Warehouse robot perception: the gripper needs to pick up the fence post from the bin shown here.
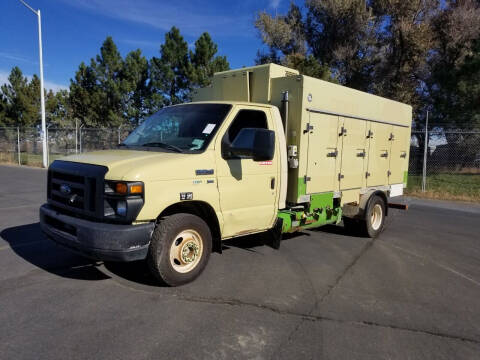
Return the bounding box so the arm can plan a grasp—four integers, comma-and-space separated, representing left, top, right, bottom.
46, 126, 49, 165
75, 119, 78, 154
118, 125, 122, 145
17, 127, 20, 166
422, 111, 429, 192
79, 125, 84, 153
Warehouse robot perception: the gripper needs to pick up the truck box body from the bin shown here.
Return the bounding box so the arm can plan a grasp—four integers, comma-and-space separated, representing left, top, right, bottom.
193, 64, 412, 207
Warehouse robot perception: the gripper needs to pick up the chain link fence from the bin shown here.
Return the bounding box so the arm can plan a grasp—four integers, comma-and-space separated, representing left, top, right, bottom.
1, 126, 479, 201
0, 126, 132, 167
409, 129, 480, 201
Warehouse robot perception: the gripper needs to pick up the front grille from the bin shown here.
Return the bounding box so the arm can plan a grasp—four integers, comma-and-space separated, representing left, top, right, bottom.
47, 161, 108, 219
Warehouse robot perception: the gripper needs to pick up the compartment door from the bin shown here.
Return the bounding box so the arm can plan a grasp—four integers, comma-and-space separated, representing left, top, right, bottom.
339, 117, 368, 190
366, 123, 392, 187
388, 126, 410, 184
306, 113, 340, 194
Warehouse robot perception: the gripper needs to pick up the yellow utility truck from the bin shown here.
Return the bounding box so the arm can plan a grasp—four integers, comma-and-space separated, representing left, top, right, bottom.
40, 64, 411, 286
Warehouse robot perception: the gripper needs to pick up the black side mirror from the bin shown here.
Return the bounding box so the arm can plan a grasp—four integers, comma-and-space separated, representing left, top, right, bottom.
229, 128, 275, 161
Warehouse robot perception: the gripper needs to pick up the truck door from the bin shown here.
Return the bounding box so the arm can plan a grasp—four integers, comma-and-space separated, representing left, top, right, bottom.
388, 126, 410, 185
305, 112, 341, 194
366, 123, 392, 187
339, 117, 368, 191
215, 107, 279, 238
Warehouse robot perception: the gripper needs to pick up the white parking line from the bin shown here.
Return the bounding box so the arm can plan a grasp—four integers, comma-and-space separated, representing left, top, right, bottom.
389, 243, 480, 287
0, 204, 41, 211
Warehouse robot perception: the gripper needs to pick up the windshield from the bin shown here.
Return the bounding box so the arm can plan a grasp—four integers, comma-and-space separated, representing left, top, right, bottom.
122, 103, 232, 152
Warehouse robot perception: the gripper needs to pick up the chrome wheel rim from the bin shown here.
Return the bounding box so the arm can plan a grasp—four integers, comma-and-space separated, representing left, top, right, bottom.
169, 229, 203, 273
371, 204, 383, 231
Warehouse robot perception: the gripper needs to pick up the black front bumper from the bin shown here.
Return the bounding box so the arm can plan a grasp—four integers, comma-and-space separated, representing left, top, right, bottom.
40, 204, 154, 262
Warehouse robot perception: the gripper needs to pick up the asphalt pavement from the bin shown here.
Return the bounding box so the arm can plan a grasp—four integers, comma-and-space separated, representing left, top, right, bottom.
0, 164, 479, 359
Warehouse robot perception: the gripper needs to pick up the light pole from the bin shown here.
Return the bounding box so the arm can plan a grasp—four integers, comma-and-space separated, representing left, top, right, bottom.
19, 0, 47, 168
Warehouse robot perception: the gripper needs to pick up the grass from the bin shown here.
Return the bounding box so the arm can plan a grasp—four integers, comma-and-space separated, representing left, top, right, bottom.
406, 173, 480, 203
0, 152, 64, 167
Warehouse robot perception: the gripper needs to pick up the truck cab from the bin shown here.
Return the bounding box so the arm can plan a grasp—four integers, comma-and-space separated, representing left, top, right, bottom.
40, 101, 287, 285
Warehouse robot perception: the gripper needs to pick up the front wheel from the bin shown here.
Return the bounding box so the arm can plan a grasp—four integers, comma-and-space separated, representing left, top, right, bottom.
147, 213, 212, 286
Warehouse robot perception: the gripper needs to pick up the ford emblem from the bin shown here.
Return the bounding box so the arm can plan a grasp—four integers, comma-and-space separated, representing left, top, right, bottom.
60, 184, 72, 195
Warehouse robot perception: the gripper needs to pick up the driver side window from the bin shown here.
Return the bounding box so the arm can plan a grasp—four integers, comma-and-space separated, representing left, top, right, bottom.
222, 109, 268, 159
227, 110, 268, 141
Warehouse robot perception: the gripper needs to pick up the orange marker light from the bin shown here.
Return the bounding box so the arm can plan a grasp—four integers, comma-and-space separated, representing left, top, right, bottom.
115, 182, 128, 194
130, 184, 143, 194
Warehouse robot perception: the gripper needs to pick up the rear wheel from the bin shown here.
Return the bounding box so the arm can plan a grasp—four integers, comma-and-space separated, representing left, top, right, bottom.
360, 195, 386, 238
147, 213, 212, 286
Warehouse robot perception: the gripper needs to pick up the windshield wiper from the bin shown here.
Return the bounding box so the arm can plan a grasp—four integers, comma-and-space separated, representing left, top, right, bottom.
141, 142, 184, 153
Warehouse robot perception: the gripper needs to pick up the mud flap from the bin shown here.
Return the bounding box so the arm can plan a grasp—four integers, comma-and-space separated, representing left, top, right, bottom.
264, 218, 283, 250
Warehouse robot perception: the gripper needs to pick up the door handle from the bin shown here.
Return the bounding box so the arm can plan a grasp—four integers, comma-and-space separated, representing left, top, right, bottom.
271, 177, 275, 189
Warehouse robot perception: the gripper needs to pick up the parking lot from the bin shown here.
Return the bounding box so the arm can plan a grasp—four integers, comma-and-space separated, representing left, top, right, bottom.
1, 164, 479, 359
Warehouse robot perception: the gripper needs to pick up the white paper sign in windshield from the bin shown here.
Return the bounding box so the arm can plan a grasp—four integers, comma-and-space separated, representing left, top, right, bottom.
202, 123, 216, 134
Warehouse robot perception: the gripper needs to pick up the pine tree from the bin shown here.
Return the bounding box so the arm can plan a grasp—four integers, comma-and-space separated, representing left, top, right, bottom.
191, 32, 229, 87
69, 61, 102, 127
93, 36, 125, 127
150, 27, 194, 105
70, 37, 126, 127
122, 49, 163, 127
1, 67, 40, 127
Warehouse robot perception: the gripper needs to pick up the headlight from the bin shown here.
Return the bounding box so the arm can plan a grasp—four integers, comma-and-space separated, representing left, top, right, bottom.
104, 181, 145, 221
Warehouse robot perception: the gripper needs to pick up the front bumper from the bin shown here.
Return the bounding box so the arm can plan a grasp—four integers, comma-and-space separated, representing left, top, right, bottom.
40, 204, 154, 262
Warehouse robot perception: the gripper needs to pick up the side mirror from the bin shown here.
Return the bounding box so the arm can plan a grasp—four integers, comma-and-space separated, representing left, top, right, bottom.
229, 128, 275, 161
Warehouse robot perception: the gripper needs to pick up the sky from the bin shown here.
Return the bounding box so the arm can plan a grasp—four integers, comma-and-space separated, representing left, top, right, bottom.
0, 0, 288, 91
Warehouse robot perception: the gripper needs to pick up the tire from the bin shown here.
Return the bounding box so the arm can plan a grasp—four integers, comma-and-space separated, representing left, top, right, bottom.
147, 213, 212, 286
359, 195, 386, 238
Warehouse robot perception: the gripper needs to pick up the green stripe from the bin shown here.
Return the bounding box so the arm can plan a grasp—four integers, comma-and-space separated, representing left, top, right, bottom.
297, 177, 307, 198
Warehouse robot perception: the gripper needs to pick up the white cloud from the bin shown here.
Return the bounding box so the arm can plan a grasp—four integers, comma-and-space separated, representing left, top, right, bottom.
0, 70, 68, 92
0, 52, 38, 65
58, 0, 253, 37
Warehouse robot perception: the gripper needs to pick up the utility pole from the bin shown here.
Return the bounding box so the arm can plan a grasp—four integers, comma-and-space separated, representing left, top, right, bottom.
19, 0, 47, 168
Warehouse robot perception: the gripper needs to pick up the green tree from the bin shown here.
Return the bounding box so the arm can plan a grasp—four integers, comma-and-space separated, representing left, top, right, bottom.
150, 27, 194, 105
69, 61, 103, 127
93, 36, 125, 127
69, 37, 125, 127
122, 49, 162, 126
370, 0, 440, 109
191, 32, 230, 87
1, 67, 39, 127
46, 90, 72, 127
428, 0, 480, 130
0, 92, 6, 127
255, 2, 331, 80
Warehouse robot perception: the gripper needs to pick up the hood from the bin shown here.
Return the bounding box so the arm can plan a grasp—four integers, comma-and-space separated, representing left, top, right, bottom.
59, 149, 214, 181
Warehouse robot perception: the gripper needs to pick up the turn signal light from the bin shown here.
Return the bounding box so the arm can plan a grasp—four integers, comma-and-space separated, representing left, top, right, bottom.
115, 182, 128, 194
130, 184, 143, 194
